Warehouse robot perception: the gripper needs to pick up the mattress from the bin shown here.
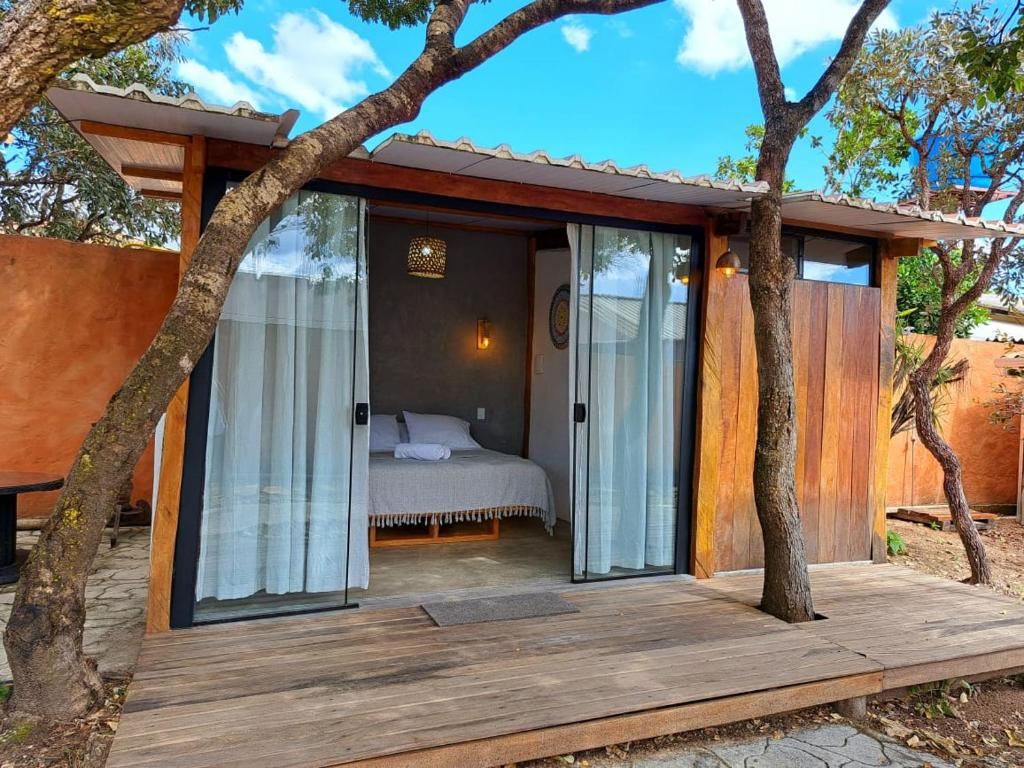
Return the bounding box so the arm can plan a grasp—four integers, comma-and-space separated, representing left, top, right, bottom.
368, 449, 556, 532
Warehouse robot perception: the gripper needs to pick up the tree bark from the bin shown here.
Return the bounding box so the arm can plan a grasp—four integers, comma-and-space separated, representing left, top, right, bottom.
0, 0, 187, 137
3, 0, 662, 719
736, 0, 891, 623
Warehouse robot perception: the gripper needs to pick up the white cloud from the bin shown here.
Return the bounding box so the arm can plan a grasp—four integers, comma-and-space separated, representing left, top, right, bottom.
224, 11, 390, 119
561, 21, 594, 53
784, 86, 797, 100
176, 60, 264, 110
673, 0, 898, 75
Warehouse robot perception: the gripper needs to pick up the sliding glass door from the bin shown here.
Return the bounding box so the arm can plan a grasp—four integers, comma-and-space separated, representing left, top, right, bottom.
193, 189, 369, 622
570, 223, 696, 581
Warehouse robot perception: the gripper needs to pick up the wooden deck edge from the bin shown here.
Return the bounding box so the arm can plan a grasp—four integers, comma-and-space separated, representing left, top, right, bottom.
882, 647, 1024, 691
335, 671, 884, 768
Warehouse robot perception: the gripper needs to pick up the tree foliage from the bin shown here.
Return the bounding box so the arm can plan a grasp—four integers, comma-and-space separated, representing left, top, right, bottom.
0, 37, 190, 245
897, 250, 990, 337
957, 0, 1024, 103
714, 124, 815, 191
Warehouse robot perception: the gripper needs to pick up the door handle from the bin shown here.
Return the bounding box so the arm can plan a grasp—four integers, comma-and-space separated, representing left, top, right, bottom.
355, 403, 369, 426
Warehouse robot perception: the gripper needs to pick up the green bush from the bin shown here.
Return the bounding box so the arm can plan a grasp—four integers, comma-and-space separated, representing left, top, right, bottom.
887, 529, 908, 556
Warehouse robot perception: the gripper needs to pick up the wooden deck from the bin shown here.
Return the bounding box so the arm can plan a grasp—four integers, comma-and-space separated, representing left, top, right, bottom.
107, 565, 1024, 768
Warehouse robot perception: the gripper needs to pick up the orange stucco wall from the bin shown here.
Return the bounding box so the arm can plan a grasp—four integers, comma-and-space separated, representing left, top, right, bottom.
887, 333, 1020, 508
0, 235, 178, 517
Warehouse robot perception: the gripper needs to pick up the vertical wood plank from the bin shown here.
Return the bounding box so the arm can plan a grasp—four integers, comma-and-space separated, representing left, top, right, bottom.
712, 275, 745, 572
146, 134, 205, 634
733, 298, 759, 568
691, 229, 728, 577
817, 284, 845, 564
791, 282, 811, 558
872, 244, 900, 562
801, 284, 827, 563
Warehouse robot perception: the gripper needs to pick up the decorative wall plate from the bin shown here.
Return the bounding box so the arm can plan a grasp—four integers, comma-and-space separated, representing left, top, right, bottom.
549, 283, 570, 350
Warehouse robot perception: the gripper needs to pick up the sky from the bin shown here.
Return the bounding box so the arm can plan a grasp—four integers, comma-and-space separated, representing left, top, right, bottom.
176, 0, 950, 196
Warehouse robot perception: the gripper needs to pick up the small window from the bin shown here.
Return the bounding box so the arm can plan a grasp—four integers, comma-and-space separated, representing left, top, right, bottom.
726, 235, 800, 275
801, 235, 873, 286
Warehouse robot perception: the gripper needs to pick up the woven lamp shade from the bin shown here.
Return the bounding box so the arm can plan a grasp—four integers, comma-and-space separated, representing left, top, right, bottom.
408, 236, 447, 278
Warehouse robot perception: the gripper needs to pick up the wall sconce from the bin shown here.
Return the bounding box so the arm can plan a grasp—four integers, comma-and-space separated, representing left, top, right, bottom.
715, 248, 741, 278
477, 318, 491, 350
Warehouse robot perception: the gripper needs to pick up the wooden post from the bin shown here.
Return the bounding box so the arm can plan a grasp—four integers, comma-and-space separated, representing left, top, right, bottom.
870, 240, 902, 563
690, 224, 728, 578
146, 134, 205, 633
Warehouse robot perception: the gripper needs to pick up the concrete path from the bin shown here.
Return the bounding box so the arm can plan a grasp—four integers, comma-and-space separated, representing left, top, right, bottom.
0, 528, 150, 681
554, 725, 957, 767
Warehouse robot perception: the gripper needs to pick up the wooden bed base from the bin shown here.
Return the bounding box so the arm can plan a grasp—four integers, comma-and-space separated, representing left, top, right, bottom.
369, 517, 500, 548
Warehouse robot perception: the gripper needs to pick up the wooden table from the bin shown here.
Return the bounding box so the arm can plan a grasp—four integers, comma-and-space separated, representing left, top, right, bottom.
0, 472, 63, 584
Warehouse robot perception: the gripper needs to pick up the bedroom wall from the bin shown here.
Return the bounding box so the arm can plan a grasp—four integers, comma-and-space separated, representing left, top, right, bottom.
367, 218, 529, 455
528, 248, 572, 521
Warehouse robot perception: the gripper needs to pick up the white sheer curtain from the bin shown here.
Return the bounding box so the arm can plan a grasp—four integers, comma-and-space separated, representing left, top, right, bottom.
570, 224, 685, 576
196, 190, 369, 603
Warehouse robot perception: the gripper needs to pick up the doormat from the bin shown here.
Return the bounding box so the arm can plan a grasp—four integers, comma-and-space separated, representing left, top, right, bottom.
422, 592, 579, 627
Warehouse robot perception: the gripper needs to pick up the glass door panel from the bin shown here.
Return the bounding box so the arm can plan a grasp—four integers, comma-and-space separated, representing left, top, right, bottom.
194, 189, 369, 621
571, 224, 693, 580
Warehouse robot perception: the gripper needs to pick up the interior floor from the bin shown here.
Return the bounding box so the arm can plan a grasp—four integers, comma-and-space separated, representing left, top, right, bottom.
194, 516, 570, 623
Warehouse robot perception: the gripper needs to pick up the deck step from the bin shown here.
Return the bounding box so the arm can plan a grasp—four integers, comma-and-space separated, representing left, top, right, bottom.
888, 505, 999, 532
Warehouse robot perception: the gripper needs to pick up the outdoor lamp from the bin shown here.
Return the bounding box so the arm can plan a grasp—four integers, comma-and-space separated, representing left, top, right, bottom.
715, 248, 741, 278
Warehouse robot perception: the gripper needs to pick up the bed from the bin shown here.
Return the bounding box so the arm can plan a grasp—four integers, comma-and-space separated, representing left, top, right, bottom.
368, 449, 556, 547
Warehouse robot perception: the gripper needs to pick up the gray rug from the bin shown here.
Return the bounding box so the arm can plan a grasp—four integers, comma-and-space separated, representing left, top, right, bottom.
422, 592, 579, 627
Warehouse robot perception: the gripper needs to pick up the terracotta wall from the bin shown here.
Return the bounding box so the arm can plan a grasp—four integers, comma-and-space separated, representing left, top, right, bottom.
0, 235, 178, 517
887, 334, 1020, 509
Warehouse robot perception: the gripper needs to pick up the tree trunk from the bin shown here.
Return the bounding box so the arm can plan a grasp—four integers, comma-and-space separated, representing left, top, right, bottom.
748, 150, 815, 622
0, 0, 187, 137
908, 373, 991, 583
907, 294, 992, 584
3, 0, 662, 718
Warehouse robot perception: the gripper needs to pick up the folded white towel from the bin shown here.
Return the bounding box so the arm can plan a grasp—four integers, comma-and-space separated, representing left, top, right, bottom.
394, 443, 451, 461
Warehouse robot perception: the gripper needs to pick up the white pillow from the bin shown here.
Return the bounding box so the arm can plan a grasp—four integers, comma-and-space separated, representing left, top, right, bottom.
369, 414, 403, 453
402, 412, 482, 450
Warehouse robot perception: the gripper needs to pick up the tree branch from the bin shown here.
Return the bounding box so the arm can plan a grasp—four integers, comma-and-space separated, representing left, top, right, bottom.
793, 0, 891, 123
0, 0, 187, 136
735, 0, 785, 117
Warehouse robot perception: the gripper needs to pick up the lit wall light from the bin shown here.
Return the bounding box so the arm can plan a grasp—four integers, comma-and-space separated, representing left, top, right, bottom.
715, 248, 741, 278
477, 318, 491, 350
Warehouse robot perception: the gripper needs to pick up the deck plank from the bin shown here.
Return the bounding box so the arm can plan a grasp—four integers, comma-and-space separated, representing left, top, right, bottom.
107, 565, 1024, 768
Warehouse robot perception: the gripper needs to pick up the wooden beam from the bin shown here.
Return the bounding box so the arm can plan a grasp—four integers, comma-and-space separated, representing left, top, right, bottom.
368, 213, 529, 239
78, 120, 190, 146
122, 164, 184, 183
522, 237, 536, 458
207, 139, 706, 228
691, 226, 727, 578
146, 133, 204, 634
887, 237, 923, 259
139, 189, 182, 201
368, 198, 552, 226
871, 243, 898, 564
339, 672, 883, 768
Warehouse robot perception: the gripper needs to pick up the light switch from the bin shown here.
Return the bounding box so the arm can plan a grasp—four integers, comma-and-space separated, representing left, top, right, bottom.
477, 407, 486, 420
534, 354, 545, 375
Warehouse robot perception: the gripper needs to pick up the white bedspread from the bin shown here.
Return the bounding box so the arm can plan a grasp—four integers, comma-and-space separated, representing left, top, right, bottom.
369, 449, 556, 532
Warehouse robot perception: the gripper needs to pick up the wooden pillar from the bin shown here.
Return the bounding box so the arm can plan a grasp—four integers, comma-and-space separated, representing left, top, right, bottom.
146, 134, 205, 633
870, 239, 903, 563
691, 224, 728, 578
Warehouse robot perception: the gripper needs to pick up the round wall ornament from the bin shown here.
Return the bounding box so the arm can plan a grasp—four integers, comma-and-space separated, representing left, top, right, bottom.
549, 283, 571, 350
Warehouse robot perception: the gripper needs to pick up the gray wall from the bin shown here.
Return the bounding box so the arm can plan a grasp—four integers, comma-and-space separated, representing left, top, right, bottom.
367, 218, 529, 454
527, 249, 572, 520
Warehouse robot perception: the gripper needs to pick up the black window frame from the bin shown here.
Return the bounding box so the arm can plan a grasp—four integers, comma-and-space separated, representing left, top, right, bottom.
728, 225, 879, 287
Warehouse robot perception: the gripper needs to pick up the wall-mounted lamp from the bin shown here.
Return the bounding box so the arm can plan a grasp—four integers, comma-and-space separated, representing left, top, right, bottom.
715, 248, 742, 278
477, 318, 491, 350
